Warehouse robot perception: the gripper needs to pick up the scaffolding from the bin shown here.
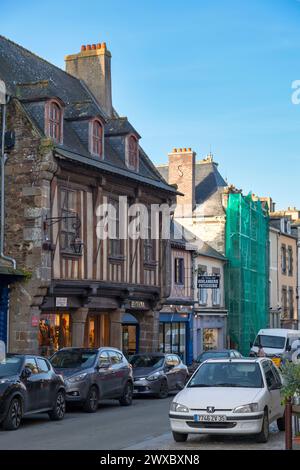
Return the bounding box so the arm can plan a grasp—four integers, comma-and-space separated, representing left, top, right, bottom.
225, 193, 269, 356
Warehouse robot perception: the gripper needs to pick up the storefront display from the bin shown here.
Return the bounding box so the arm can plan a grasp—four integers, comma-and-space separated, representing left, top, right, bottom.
159, 311, 193, 365
39, 313, 71, 356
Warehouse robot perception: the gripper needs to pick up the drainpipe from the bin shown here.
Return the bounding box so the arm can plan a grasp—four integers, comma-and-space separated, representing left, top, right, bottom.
1, 93, 16, 269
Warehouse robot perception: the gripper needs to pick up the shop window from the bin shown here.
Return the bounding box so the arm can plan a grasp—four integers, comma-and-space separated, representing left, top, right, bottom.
203, 328, 218, 351
159, 322, 186, 362
39, 313, 71, 356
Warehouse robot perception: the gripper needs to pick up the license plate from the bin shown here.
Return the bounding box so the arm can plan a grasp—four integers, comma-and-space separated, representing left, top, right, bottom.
194, 414, 226, 423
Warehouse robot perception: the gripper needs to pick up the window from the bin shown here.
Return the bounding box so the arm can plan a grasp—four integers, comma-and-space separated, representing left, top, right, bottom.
288, 247, 293, 276
126, 135, 139, 170
98, 351, 111, 367
289, 288, 294, 319
108, 197, 122, 257
174, 258, 184, 285
90, 119, 103, 158
45, 100, 63, 143
24, 358, 39, 375
37, 358, 50, 373
60, 189, 78, 254
281, 245, 287, 275
198, 267, 208, 305
262, 363, 276, 389
144, 210, 155, 263
282, 287, 288, 318
212, 268, 221, 305
108, 350, 123, 365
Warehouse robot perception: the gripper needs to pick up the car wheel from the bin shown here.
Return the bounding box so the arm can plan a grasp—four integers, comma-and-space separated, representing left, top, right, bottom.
83, 386, 99, 413
157, 379, 169, 399
2, 397, 22, 431
48, 390, 66, 421
119, 382, 133, 406
277, 414, 285, 431
172, 431, 188, 443
256, 410, 269, 443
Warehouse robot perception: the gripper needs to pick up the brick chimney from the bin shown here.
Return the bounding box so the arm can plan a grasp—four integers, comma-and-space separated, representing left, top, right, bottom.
65, 42, 113, 117
168, 148, 196, 213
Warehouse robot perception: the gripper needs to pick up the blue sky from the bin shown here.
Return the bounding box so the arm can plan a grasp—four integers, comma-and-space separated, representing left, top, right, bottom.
1, 0, 300, 209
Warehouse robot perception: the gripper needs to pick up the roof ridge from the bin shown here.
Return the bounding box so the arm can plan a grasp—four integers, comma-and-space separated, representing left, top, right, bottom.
0, 35, 81, 85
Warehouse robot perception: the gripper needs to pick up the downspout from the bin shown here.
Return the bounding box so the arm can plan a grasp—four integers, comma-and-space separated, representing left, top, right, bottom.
1, 96, 16, 269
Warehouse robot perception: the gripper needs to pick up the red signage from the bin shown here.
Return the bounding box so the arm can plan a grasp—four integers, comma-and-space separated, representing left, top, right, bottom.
31, 316, 39, 327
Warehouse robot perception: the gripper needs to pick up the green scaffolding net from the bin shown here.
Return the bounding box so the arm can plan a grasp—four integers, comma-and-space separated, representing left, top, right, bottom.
225, 193, 269, 356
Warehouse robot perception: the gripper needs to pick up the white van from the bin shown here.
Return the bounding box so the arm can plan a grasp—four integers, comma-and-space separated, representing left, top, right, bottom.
250, 328, 300, 357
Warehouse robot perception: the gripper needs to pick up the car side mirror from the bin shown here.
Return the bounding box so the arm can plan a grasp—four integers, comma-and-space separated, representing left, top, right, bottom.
21, 368, 32, 379
287, 345, 292, 352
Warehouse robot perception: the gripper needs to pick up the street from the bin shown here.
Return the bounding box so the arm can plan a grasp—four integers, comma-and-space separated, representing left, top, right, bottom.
0, 395, 285, 450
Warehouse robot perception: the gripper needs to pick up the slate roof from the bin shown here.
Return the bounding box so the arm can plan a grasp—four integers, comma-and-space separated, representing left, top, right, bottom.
0, 35, 177, 195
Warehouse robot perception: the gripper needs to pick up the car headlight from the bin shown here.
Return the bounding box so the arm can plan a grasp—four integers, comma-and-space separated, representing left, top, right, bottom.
170, 402, 190, 413
232, 403, 259, 413
0, 378, 11, 384
66, 373, 88, 383
147, 371, 163, 381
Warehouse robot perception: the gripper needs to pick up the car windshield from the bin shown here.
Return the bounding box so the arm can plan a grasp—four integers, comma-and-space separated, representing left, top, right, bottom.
254, 335, 285, 349
50, 351, 97, 369
130, 355, 164, 369
0, 356, 23, 378
188, 362, 263, 388
197, 351, 229, 362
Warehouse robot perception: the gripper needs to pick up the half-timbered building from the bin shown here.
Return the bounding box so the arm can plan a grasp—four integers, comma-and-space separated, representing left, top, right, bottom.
0, 37, 176, 355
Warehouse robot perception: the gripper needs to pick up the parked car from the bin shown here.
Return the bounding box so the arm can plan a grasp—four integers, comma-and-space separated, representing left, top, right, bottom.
169, 358, 285, 443
0, 354, 66, 430
50, 347, 133, 412
130, 353, 188, 398
188, 349, 243, 376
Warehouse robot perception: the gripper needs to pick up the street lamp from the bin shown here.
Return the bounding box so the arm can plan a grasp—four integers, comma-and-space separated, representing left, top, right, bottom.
43, 213, 84, 255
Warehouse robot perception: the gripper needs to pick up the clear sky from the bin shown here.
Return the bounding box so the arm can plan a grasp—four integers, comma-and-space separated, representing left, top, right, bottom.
1, 0, 300, 209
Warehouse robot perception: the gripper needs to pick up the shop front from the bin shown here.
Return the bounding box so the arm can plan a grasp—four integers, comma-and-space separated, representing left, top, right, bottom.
159, 308, 193, 365
193, 311, 228, 358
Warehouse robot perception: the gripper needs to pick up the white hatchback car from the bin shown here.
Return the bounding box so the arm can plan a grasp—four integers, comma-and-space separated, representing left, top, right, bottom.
169, 358, 285, 443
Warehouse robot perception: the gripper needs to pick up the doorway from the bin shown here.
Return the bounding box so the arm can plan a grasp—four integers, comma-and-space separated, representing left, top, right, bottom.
85, 313, 110, 348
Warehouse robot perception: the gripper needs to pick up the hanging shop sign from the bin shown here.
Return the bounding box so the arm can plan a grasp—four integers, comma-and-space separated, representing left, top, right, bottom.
197, 275, 220, 289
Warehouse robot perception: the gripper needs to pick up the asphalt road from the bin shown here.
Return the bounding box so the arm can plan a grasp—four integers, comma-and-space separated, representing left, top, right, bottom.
0, 395, 285, 450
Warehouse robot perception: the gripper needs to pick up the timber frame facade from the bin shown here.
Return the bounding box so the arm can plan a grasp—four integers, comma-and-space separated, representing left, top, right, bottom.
0, 36, 176, 355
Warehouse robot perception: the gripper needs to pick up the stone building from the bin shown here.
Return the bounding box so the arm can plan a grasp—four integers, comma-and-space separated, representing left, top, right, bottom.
0, 36, 177, 354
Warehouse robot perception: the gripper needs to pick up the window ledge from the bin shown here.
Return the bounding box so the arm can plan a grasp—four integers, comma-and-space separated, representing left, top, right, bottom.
144, 261, 158, 269
108, 255, 125, 263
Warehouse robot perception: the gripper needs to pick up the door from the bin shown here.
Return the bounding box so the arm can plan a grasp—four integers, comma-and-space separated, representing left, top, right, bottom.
269, 362, 284, 419
171, 354, 186, 390
165, 355, 179, 390
262, 361, 281, 422
36, 357, 53, 409
108, 350, 127, 396
95, 350, 112, 398
22, 357, 43, 412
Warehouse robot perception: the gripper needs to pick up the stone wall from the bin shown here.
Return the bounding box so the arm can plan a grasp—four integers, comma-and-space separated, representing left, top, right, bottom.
5, 100, 56, 353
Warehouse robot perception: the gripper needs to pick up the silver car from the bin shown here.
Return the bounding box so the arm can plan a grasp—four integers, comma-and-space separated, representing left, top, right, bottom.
50, 347, 133, 412
130, 353, 188, 398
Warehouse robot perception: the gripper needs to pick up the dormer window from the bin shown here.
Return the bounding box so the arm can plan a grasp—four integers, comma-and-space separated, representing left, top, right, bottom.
89, 119, 104, 158
126, 134, 139, 171
45, 99, 63, 144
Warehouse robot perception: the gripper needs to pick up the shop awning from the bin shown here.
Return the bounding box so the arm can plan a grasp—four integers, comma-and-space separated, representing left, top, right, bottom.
122, 313, 139, 324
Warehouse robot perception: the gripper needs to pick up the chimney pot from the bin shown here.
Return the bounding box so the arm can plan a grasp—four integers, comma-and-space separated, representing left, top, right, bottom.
86, 44, 92, 50
102, 42, 107, 49
81, 45, 86, 51
183, 148, 187, 152
179, 148, 182, 152
92, 44, 96, 50
173, 148, 177, 153
97, 43, 101, 49
188, 148, 192, 151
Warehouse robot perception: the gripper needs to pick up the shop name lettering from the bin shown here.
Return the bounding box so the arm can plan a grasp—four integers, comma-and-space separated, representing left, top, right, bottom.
130, 301, 146, 309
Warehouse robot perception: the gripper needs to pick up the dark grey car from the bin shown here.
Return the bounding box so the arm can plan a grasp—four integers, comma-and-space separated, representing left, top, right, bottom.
50, 347, 133, 412
130, 353, 188, 398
